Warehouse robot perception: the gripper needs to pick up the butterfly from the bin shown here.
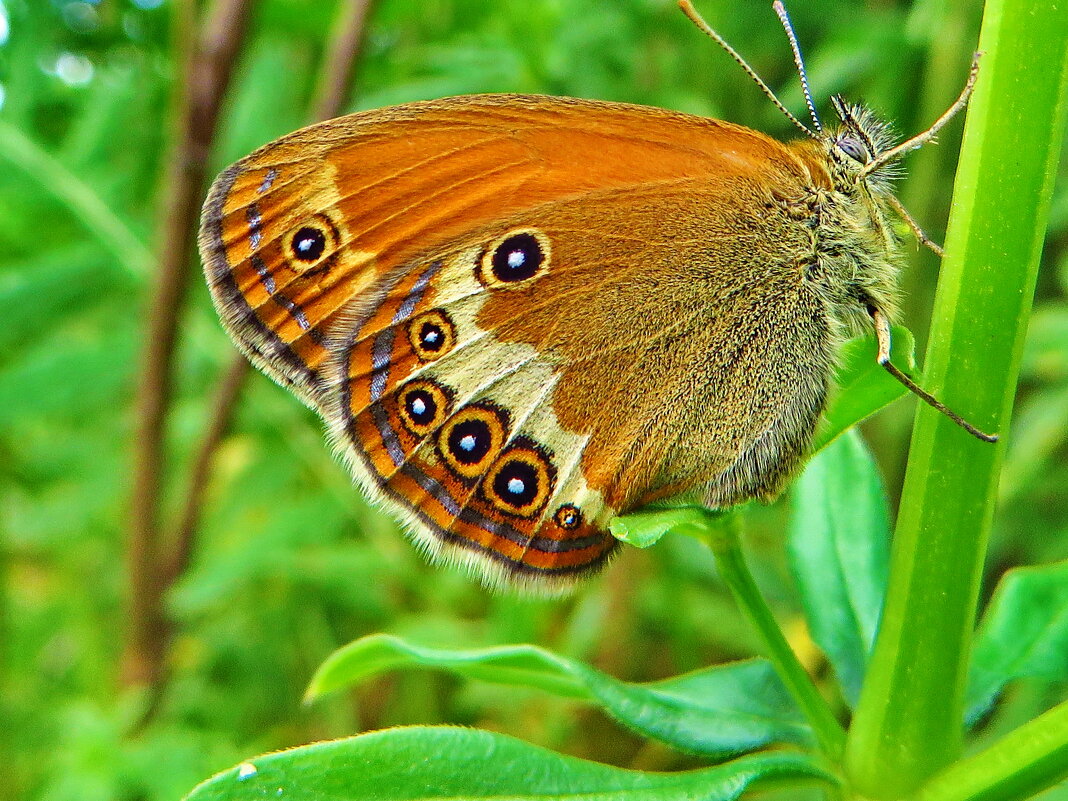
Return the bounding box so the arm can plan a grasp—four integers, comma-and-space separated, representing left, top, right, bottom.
199, 1, 991, 593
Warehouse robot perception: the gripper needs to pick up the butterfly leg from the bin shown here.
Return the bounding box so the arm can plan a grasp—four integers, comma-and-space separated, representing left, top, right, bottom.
888, 196, 944, 257
869, 306, 998, 442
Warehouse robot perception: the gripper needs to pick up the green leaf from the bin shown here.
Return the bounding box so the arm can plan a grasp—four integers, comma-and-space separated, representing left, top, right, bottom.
0, 120, 152, 277
0, 327, 136, 425
1019, 305, 1068, 381
788, 430, 890, 706
812, 327, 914, 453
183, 726, 835, 801
997, 384, 1068, 504
609, 505, 718, 548
306, 634, 813, 757
965, 561, 1068, 724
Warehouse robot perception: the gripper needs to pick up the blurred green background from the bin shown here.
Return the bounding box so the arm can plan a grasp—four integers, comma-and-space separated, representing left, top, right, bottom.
1, 0, 1065, 799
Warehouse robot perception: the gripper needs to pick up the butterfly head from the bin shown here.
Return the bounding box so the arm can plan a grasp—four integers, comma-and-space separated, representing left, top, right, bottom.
825, 95, 900, 193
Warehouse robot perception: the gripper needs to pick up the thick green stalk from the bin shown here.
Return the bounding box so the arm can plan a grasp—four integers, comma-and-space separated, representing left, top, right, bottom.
844, 0, 1068, 796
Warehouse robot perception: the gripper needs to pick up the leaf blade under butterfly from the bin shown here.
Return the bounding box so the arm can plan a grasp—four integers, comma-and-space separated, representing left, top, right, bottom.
305, 633, 814, 757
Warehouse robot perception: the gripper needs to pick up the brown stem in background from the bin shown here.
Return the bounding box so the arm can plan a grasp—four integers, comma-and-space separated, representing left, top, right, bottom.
124, 0, 254, 691
127, 0, 377, 726
162, 356, 250, 587
313, 0, 376, 122
162, 0, 377, 594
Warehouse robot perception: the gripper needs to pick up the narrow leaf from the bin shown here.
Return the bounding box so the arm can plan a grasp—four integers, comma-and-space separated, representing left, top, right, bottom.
307, 634, 813, 757
0, 120, 152, 276
914, 699, 1068, 801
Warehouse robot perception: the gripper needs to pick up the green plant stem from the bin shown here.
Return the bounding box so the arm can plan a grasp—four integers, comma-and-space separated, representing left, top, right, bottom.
691, 512, 846, 760
0, 120, 153, 276
844, 0, 1068, 795
911, 699, 1068, 801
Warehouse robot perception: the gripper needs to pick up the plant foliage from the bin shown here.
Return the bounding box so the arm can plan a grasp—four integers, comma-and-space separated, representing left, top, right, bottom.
1, 0, 1066, 800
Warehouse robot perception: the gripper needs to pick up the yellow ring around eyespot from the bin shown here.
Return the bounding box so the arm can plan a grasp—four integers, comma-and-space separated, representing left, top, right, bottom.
437, 406, 508, 480
476, 228, 552, 290
407, 310, 456, 362
283, 213, 341, 273
397, 380, 450, 437
484, 447, 552, 518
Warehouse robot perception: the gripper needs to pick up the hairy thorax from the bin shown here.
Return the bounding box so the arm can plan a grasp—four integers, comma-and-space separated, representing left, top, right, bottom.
788, 184, 904, 344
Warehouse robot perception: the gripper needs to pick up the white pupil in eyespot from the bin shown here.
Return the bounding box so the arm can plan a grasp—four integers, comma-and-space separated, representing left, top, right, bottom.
411, 397, 427, 415
424, 330, 439, 343
507, 250, 526, 268
507, 477, 525, 494
298, 238, 314, 251
460, 434, 477, 451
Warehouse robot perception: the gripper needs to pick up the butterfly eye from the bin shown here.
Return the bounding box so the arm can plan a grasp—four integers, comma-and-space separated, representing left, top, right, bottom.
407, 310, 456, 362
836, 136, 870, 164
478, 228, 552, 288
397, 380, 451, 436
554, 504, 583, 531
485, 444, 555, 518
284, 214, 340, 272
439, 404, 509, 479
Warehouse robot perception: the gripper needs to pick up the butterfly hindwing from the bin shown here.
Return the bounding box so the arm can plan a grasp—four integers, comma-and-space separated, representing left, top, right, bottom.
324, 236, 618, 590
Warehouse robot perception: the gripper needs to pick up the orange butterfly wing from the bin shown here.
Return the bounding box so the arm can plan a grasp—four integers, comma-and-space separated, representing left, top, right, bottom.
200, 94, 826, 590
201, 95, 811, 403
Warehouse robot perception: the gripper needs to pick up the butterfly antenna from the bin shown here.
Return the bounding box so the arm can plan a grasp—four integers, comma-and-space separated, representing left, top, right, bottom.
679, 0, 818, 139
773, 1, 822, 132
